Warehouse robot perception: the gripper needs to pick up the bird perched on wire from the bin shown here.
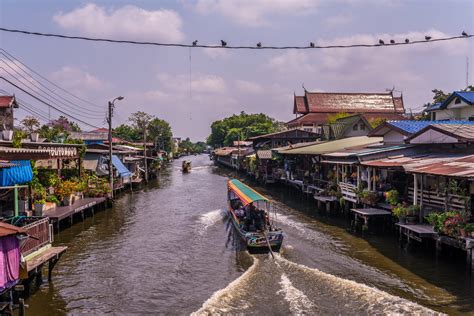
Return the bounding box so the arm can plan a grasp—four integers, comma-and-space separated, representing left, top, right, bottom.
379, 39, 385, 45
310, 42, 315, 47
425, 35, 431, 40
192, 40, 198, 46
390, 39, 395, 44
257, 42, 262, 48
462, 31, 468, 36
405, 38, 410, 43
221, 40, 227, 47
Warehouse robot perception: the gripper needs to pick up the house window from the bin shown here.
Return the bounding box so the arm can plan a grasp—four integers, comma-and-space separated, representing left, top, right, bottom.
303, 128, 313, 132
353, 124, 358, 131
432, 112, 436, 120
360, 124, 365, 130
455, 97, 461, 104
469, 116, 474, 121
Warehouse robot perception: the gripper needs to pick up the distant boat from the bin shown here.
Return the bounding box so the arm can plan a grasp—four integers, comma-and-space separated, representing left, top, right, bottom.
182, 160, 191, 173
227, 179, 284, 252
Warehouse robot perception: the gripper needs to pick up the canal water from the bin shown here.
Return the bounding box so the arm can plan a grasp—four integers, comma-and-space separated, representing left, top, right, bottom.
26, 155, 473, 315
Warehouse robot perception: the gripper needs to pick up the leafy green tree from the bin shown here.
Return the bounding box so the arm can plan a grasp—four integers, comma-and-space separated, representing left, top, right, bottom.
207, 111, 283, 147
38, 116, 81, 141
113, 124, 141, 142
327, 112, 351, 124
148, 118, 173, 152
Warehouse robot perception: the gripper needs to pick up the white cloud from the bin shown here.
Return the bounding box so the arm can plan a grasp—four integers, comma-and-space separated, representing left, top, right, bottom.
235, 79, 263, 94
323, 13, 353, 28
267, 50, 315, 73
50, 66, 108, 92
157, 73, 227, 94
54, 4, 185, 42
194, 0, 320, 27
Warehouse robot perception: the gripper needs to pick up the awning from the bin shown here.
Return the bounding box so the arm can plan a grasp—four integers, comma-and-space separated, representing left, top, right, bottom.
0, 160, 33, 186
112, 155, 132, 178
227, 179, 268, 206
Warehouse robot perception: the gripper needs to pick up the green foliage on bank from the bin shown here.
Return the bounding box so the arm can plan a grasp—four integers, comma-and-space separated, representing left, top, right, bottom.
207, 111, 284, 147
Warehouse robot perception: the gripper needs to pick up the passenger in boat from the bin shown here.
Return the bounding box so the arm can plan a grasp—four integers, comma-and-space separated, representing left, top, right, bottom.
255, 209, 267, 231
245, 203, 258, 231
235, 206, 245, 220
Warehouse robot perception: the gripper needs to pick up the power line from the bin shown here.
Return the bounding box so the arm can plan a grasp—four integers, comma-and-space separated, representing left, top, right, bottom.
0, 27, 472, 50
0, 76, 102, 129
0, 65, 104, 120
0, 53, 105, 116
0, 48, 104, 109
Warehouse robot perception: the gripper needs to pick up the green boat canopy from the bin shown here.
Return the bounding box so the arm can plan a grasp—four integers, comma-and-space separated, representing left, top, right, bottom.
228, 179, 269, 205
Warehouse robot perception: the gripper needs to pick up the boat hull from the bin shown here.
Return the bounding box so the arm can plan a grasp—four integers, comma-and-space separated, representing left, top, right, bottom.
228, 209, 284, 252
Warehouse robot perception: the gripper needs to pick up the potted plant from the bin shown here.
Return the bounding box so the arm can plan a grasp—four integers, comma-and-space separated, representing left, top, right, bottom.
464, 223, 474, 238
56, 180, 78, 206
34, 198, 46, 216
385, 189, 399, 206
393, 204, 408, 224
406, 204, 420, 224
21, 116, 41, 142
359, 190, 378, 206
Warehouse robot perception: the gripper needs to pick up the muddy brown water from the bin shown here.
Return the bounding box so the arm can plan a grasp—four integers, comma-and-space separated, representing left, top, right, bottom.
25, 155, 473, 315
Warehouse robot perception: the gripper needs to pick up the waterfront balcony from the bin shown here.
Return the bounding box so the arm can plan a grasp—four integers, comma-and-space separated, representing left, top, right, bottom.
407, 187, 469, 212
339, 182, 358, 203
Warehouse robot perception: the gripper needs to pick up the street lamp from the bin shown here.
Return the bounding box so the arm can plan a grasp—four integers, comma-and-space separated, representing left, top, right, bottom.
108, 96, 124, 199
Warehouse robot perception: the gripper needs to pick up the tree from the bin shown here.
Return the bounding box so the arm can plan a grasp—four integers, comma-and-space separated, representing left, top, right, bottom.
20, 116, 40, 134
113, 124, 141, 142
128, 111, 154, 131
38, 116, 81, 142
148, 118, 173, 152
327, 112, 351, 124
207, 111, 284, 147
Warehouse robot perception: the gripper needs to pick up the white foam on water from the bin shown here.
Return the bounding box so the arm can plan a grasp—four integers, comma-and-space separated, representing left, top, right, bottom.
191, 256, 259, 315
275, 255, 444, 315
198, 209, 225, 235
277, 273, 317, 315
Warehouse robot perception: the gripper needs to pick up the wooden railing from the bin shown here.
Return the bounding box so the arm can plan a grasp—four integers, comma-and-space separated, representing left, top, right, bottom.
339, 182, 358, 203
408, 187, 468, 211
20, 217, 52, 257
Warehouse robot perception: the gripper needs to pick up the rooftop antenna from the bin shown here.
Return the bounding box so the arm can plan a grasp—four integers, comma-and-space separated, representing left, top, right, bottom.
189, 47, 192, 121
302, 83, 307, 92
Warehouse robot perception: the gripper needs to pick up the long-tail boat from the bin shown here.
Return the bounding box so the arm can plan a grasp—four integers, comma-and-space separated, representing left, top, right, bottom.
227, 179, 284, 252
182, 160, 191, 173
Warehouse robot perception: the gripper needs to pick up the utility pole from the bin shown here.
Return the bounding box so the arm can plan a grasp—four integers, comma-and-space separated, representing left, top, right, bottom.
108, 101, 114, 199
144, 125, 148, 184
107, 96, 124, 199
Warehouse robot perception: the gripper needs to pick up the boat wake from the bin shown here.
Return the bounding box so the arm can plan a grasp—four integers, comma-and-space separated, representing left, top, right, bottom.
192, 253, 442, 315
197, 209, 226, 235
192, 254, 258, 315
277, 273, 318, 314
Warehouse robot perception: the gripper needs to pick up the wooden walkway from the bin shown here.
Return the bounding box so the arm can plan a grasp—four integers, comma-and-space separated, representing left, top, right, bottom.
351, 208, 392, 233
26, 246, 67, 274
44, 197, 106, 222
396, 223, 436, 243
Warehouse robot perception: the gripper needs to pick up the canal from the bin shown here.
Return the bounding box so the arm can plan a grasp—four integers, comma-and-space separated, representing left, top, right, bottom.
26, 155, 473, 315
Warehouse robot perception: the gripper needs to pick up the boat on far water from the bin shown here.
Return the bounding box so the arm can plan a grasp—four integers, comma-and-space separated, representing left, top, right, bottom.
227, 179, 284, 252
182, 160, 191, 173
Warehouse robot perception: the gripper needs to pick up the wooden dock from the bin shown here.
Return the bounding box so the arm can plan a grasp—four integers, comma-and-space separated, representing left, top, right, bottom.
44, 197, 107, 229
396, 223, 436, 243
26, 246, 67, 275
351, 208, 392, 233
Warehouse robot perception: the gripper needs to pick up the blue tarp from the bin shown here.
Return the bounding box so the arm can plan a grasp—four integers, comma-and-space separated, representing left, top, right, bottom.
112, 155, 132, 178
0, 160, 33, 187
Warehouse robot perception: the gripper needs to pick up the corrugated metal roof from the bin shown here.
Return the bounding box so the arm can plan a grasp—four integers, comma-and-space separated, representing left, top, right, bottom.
425, 102, 443, 112
272, 140, 323, 153
411, 155, 474, 178
386, 120, 474, 135
280, 136, 383, 155
323, 145, 409, 158
361, 153, 467, 171
405, 123, 474, 144
214, 147, 235, 156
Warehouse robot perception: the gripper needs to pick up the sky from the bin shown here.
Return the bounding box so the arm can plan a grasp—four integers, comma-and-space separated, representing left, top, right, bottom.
0, 0, 473, 141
